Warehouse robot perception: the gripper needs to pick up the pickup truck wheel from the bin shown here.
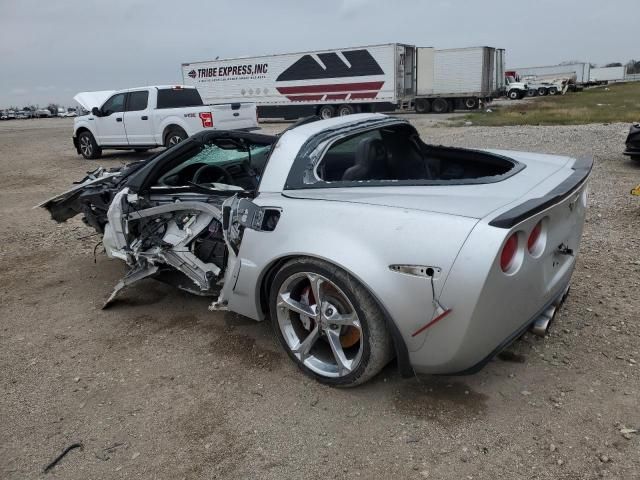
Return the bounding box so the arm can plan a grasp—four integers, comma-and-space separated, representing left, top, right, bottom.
415, 98, 431, 113
432, 98, 449, 114
337, 104, 354, 116
508, 90, 521, 100
78, 131, 102, 160
318, 105, 335, 120
270, 258, 394, 387
164, 127, 187, 148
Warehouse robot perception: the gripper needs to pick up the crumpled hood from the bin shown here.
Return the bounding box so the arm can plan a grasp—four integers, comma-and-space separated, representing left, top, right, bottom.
284, 149, 575, 220
73, 90, 115, 110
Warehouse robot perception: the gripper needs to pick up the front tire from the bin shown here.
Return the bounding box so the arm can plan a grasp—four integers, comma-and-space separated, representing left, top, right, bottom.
508, 90, 521, 100
78, 131, 102, 159
164, 127, 188, 148
269, 258, 394, 387
463, 97, 478, 110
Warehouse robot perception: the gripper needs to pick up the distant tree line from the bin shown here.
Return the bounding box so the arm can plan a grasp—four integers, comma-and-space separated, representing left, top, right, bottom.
626, 60, 640, 74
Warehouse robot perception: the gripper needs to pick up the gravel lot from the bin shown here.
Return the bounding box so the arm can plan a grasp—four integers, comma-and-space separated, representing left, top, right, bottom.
1, 117, 639, 479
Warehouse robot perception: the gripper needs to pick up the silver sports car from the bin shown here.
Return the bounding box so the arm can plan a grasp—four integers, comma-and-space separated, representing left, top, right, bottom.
40, 114, 591, 386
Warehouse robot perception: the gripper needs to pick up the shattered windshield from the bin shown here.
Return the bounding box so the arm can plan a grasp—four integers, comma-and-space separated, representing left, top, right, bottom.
158, 142, 271, 188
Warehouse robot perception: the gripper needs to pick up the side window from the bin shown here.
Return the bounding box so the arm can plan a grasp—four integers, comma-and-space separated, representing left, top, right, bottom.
126, 91, 149, 112
101, 93, 126, 116
156, 88, 203, 109
315, 129, 382, 182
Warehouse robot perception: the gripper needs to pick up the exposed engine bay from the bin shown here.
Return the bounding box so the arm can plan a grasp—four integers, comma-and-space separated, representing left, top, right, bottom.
39, 130, 278, 308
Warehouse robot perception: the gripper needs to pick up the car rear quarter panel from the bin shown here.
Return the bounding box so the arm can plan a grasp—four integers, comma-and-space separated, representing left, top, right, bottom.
226, 193, 478, 353
411, 167, 588, 374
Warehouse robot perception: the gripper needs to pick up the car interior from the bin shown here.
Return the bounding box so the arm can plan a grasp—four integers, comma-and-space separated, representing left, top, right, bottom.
157, 138, 273, 190
316, 123, 515, 183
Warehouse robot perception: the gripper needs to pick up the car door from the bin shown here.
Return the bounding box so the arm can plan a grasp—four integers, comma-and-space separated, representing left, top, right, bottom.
123, 90, 155, 145
96, 93, 127, 145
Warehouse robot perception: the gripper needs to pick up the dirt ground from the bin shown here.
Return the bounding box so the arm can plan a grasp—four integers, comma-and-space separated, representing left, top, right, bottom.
1, 117, 639, 480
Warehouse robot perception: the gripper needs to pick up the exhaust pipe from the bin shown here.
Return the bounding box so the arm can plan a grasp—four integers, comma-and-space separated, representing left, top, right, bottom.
530, 305, 557, 336
530, 287, 569, 337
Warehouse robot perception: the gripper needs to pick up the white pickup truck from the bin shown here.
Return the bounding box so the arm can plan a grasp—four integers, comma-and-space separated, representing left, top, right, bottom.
72, 85, 258, 159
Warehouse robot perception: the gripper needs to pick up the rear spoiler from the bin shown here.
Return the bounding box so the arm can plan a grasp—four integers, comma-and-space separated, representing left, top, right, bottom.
489, 155, 593, 229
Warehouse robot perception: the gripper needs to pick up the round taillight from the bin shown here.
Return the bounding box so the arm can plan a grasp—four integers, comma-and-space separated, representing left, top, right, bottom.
500, 233, 519, 272
528, 221, 542, 253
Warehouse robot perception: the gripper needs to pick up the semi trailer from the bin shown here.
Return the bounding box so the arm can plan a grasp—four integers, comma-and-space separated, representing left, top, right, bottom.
182, 44, 505, 119
182, 43, 416, 120
414, 47, 505, 113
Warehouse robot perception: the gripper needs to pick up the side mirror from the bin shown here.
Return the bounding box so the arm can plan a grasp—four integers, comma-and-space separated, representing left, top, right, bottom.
91, 107, 101, 117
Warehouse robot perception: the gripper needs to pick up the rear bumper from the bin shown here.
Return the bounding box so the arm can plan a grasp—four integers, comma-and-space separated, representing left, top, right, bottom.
448, 281, 570, 375
623, 148, 640, 157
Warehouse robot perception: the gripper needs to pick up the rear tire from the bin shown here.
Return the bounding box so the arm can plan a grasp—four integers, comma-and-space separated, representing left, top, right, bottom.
78, 131, 102, 160
548, 86, 558, 95
415, 98, 431, 113
164, 127, 187, 148
537, 87, 548, 96
337, 104, 354, 116
463, 97, 478, 110
432, 98, 449, 114
269, 257, 394, 387
318, 105, 335, 120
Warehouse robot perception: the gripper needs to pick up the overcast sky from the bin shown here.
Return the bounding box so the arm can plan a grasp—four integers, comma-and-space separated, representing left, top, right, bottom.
0, 0, 637, 107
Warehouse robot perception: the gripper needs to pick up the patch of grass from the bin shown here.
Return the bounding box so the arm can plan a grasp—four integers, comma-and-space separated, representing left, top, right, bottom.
458, 82, 640, 126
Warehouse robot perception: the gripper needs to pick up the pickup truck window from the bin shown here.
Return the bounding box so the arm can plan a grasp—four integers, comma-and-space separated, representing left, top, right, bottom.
156, 88, 203, 109
102, 93, 126, 116
126, 91, 148, 111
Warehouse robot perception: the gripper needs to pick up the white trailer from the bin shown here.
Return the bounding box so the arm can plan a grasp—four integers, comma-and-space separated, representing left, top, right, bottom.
512, 63, 591, 85
589, 66, 625, 84
182, 43, 416, 119
414, 46, 505, 113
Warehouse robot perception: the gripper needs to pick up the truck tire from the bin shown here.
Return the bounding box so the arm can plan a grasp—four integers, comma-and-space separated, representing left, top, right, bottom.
463, 97, 478, 110
527, 89, 536, 97
548, 86, 558, 95
537, 87, 548, 96
508, 90, 521, 100
318, 105, 335, 120
337, 105, 355, 116
415, 98, 431, 114
164, 127, 187, 148
78, 131, 102, 160
432, 98, 449, 114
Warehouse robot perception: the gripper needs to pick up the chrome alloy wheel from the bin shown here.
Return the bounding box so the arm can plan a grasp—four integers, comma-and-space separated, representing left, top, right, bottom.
79, 135, 93, 156
167, 134, 183, 146
276, 272, 363, 378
